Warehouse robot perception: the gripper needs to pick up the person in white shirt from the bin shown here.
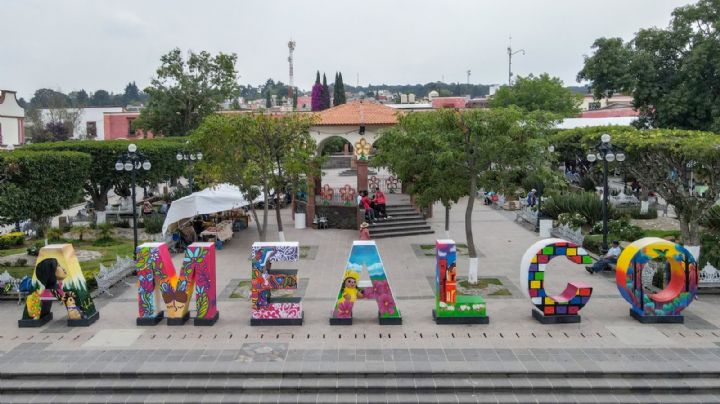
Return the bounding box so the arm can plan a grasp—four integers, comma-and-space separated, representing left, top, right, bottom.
586, 241, 622, 274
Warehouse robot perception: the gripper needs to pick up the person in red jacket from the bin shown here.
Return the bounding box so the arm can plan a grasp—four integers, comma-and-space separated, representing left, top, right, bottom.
361, 191, 376, 223
372, 187, 389, 220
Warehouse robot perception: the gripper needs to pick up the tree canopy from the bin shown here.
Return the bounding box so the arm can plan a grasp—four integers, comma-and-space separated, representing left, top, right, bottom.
135, 48, 240, 136
551, 126, 720, 244
490, 73, 582, 118
191, 113, 319, 241
24, 139, 185, 212
577, 0, 720, 131
0, 150, 91, 226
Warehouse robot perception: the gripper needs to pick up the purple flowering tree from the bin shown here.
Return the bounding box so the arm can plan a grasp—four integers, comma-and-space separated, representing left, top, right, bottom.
311, 71, 323, 112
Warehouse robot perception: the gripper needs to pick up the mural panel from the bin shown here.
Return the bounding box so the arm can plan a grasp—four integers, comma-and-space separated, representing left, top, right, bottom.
330, 241, 401, 325
19, 244, 99, 327
433, 240, 488, 324
250, 242, 303, 325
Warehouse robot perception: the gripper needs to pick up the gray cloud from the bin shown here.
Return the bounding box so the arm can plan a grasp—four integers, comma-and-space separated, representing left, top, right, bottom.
0, 0, 695, 99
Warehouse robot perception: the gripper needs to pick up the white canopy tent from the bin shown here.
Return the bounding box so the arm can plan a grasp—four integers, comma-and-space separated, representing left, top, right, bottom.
161, 183, 261, 235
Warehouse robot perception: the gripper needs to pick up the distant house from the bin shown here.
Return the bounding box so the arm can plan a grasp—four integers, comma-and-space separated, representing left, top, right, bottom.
0, 90, 25, 147
431, 97, 468, 109
39, 107, 124, 140
103, 111, 153, 140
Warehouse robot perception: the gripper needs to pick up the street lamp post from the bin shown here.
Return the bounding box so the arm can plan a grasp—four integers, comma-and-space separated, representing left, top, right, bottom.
535, 144, 555, 233
586, 134, 626, 253
176, 148, 203, 193
115, 143, 151, 260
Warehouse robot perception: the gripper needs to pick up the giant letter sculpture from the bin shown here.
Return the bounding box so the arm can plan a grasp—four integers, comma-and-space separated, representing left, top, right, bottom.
330, 241, 401, 325
251, 242, 303, 325
136, 242, 219, 326
520, 239, 594, 324
19, 244, 99, 327
433, 240, 488, 324
616, 237, 698, 323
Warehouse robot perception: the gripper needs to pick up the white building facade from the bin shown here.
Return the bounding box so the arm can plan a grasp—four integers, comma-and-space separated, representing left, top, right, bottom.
39, 106, 124, 140
0, 90, 25, 147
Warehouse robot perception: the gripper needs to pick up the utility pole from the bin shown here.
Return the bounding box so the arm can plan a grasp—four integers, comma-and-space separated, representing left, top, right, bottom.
507, 36, 525, 86
287, 40, 296, 108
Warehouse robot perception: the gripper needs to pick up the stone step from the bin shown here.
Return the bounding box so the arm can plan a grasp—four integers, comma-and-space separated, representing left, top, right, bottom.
381, 212, 423, 219
371, 229, 435, 238
3, 372, 720, 399
370, 223, 432, 233
370, 219, 428, 228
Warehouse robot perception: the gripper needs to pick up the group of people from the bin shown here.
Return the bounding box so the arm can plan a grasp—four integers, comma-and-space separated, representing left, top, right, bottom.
357, 187, 390, 225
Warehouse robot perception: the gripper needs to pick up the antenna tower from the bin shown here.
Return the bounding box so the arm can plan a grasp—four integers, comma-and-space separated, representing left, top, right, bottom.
288, 40, 296, 105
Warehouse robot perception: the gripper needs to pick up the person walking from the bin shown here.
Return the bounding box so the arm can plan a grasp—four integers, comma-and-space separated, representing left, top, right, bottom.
359, 222, 371, 240
586, 241, 622, 274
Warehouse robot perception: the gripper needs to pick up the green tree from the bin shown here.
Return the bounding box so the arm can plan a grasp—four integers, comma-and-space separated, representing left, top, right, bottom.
578, 0, 720, 131
292, 88, 298, 109
375, 108, 552, 283
135, 48, 240, 136
191, 113, 319, 241
577, 37, 634, 100
490, 73, 582, 118
373, 111, 466, 238
266, 91, 272, 108
91, 90, 113, 106
321, 73, 331, 110
556, 127, 720, 245
24, 139, 184, 212
0, 151, 91, 231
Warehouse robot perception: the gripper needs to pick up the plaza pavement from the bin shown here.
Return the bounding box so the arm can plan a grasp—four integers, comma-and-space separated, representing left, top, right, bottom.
2, 196, 720, 401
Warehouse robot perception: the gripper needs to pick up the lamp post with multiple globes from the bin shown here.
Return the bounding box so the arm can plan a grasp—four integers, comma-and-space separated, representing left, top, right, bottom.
115, 143, 151, 259
586, 134, 626, 253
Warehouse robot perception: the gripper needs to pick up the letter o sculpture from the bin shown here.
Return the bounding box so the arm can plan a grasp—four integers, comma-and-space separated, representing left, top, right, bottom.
520, 238, 594, 323
615, 237, 698, 323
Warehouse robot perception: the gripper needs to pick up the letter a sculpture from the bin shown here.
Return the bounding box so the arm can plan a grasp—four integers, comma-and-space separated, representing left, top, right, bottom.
330, 241, 401, 325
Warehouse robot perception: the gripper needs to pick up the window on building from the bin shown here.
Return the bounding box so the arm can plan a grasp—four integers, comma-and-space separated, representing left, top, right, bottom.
127, 118, 136, 136
86, 121, 97, 139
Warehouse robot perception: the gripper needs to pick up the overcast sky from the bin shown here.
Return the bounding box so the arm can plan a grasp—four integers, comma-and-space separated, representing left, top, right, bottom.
1, 0, 696, 99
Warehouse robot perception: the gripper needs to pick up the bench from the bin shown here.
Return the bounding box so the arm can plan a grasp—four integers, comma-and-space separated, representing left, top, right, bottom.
94, 255, 135, 297
0, 270, 27, 304
515, 207, 538, 225
699, 263, 720, 289
550, 224, 585, 246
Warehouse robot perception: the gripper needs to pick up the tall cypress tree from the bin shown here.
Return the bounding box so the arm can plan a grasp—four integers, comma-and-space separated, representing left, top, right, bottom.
292, 88, 298, 109
265, 91, 272, 108
333, 72, 340, 106
321, 73, 331, 110
311, 71, 323, 111
337, 72, 346, 104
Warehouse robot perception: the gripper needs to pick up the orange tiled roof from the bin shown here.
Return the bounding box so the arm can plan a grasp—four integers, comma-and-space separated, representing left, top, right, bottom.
315, 101, 399, 126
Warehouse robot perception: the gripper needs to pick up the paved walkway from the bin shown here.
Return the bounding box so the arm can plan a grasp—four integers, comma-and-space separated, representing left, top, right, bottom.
2, 196, 720, 374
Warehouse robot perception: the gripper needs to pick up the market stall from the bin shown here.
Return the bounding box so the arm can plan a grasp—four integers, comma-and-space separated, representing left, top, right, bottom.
161, 184, 260, 238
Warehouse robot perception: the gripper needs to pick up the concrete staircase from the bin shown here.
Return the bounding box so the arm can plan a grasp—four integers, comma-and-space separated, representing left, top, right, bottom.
2, 370, 720, 403
369, 204, 434, 239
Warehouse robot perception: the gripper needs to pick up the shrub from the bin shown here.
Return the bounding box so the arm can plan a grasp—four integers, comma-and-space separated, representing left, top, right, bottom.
556, 213, 586, 229
27, 240, 45, 256
70, 225, 90, 241
700, 232, 720, 270
0, 232, 25, 249
542, 192, 615, 227
591, 218, 643, 241
114, 220, 131, 229
580, 177, 596, 192
46, 227, 65, 242
701, 205, 720, 232
95, 223, 114, 243
143, 214, 164, 235
14, 258, 28, 267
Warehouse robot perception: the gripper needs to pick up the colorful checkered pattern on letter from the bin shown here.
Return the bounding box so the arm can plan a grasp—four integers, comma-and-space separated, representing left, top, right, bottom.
521, 239, 593, 316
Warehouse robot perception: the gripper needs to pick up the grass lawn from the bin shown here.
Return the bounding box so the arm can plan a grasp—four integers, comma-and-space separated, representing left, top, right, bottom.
420, 243, 469, 256
0, 238, 137, 281
0, 246, 28, 257
457, 278, 512, 296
